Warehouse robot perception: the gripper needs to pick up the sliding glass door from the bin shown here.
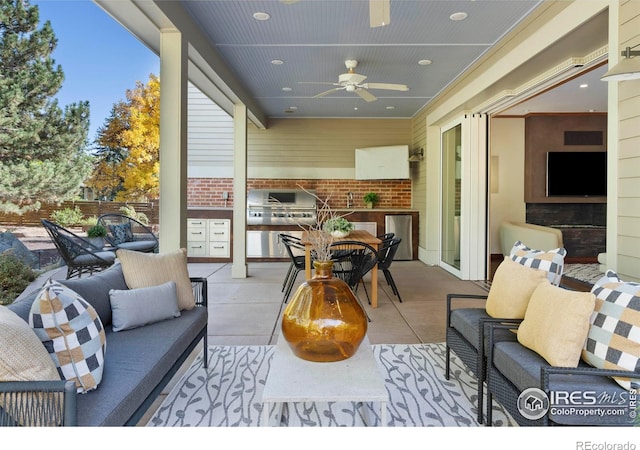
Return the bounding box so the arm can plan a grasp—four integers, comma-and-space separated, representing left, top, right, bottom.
441, 123, 462, 272
440, 115, 488, 280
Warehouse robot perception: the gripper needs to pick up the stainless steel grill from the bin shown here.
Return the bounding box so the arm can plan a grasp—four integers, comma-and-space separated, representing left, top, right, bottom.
247, 189, 317, 226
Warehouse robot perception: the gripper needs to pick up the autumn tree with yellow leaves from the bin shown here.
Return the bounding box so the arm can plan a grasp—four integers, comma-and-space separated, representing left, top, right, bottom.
87, 74, 160, 202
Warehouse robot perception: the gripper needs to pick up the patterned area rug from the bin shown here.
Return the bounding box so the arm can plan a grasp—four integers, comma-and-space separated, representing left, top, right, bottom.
562, 263, 604, 285
148, 343, 516, 427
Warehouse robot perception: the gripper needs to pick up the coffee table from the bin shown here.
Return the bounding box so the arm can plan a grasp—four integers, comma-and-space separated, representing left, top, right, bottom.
261, 335, 388, 426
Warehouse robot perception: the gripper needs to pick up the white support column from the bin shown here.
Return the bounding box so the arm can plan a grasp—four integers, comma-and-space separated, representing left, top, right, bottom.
232, 103, 248, 278
159, 30, 188, 253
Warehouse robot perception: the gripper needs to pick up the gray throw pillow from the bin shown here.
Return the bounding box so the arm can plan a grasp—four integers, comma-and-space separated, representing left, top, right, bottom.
109, 281, 180, 332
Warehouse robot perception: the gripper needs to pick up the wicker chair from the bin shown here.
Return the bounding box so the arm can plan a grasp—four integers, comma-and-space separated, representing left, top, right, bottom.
97, 213, 158, 253
41, 219, 117, 279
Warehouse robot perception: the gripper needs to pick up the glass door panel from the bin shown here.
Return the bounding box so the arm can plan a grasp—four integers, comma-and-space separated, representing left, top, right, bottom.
441, 123, 461, 270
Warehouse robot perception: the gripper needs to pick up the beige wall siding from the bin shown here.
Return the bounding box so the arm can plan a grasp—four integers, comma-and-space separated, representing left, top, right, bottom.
615, 0, 640, 281
248, 118, 412, 178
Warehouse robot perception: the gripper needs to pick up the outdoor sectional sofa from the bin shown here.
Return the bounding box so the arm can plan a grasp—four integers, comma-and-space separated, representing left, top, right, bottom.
0, 254, 208, 427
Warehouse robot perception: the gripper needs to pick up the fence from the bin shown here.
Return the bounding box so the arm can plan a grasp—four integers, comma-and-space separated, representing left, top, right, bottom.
0, 201, 159, 227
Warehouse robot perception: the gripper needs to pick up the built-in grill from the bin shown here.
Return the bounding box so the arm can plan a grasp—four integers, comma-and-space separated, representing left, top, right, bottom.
247, 189, 317, 226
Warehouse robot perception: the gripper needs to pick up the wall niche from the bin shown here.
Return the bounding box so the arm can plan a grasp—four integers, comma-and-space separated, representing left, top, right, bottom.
524, 114, 607, 204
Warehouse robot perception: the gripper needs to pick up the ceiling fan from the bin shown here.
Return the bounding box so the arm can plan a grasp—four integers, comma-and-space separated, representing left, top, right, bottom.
300, 60, 409, 102
280, 0, 390, 28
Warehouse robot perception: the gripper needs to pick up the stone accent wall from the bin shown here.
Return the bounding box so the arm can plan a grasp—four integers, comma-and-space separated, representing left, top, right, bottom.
187, 178, 412, 210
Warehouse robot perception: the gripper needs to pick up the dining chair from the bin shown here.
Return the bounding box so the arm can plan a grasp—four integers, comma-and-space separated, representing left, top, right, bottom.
97, 213, 158, 253
41, 219, 117, 279
377, 237, 403, 303
280, 234, 309, 303
330, 241, 378, 321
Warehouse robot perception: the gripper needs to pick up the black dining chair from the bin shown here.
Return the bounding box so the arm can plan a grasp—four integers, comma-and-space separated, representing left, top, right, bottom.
280, 234, 309, 303
377, 237, 403, 303
330, 241, 378, 322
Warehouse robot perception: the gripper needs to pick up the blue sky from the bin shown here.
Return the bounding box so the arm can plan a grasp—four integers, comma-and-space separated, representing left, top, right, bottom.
33, 0, 160, 145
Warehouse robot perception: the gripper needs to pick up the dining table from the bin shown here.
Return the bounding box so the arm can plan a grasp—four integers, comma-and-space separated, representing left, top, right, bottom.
300, 229, 382, 308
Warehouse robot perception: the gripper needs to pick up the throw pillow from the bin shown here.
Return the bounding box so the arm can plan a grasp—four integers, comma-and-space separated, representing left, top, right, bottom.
0, 305, 62, 426
509, 240, 567, 286
582, 270, 640, 390
0, 305, 61, 383
116, 248, 195, 310
109, 222, 133, 245
29, 280, 107, 394
485, 257, 548, 319
517, 280, 596, 367
109, 281, 181, 332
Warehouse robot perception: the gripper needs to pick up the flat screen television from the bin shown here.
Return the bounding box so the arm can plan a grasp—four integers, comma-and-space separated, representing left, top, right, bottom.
546, 151, 607, 197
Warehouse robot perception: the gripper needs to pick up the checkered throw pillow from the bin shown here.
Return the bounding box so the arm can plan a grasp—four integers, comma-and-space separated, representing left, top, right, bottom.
509, 240, 566, 286
582, 270, 640, 390
29, 280, 106, 393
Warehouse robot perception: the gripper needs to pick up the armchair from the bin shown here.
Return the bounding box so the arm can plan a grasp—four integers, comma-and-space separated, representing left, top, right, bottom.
41, 219, 117, 279
97, 213, 158, 253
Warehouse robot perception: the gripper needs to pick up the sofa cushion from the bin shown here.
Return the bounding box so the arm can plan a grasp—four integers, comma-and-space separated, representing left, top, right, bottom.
582, 270, 640, 390
59, 262, 128, 327
492, 341, 632, 426
517, 280, 595, 367
509, 240, 566, 286
74, 307, 207, 426
117, 248, 195, 311
485, 257, 548, 319
29, 281, 107, 393
450, 307, 517, 352
109, 281, 180, 332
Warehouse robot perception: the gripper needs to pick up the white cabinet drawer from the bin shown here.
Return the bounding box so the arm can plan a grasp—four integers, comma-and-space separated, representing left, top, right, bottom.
187, 242, 207, 257
187, 219, 207, 229
209, 219, 230, 231
187, 228, 207, 242
209, 229, 229, 242
209, 242, 229, 257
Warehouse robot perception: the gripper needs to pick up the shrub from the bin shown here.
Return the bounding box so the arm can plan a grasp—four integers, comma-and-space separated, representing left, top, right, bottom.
87, 224, 107, 238
119, 205, 149, 225
50, 206, 85, 227
0, 252, 37, 305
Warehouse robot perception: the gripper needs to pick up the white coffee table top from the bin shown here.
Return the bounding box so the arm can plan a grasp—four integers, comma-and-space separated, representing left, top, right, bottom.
262, 335, 388, 404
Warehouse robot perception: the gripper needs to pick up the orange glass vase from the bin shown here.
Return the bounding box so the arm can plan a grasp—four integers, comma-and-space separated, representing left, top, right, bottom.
281, 260, 368, 362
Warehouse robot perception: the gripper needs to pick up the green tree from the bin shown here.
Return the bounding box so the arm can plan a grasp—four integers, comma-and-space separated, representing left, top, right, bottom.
0, 0, 92, 214
87, 74, 159, 202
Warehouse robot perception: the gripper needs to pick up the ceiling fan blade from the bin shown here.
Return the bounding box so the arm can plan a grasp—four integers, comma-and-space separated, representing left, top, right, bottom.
313, 87, 343, 98
365, 82, 409, 91
369, 0, 390, 28
298, 81, 340, 86
356, 88, 377, 102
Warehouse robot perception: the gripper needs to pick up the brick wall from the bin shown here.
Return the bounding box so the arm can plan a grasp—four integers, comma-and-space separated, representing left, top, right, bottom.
187, 178, 412, 209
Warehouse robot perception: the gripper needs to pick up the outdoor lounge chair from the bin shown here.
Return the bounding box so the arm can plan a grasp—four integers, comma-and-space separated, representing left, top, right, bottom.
41, 219, 117, 279
97, 213, 158, 253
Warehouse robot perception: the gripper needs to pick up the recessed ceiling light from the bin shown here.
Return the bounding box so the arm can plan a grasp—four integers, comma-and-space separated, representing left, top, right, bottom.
271, 59, 284, 65
289, 106, 298, 110
418, 59, 432, 66
282, 87, 292, 92
253, 12, 270, 21
354, 107, 358, 111
450, 12, 468, 21
386, 106, 395, 110
580, 83, 589, 88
